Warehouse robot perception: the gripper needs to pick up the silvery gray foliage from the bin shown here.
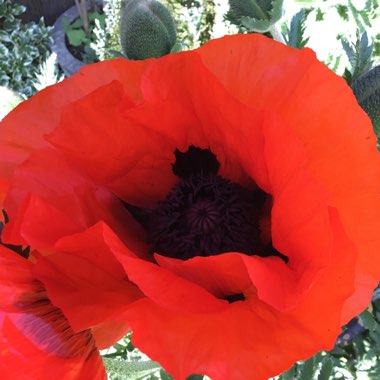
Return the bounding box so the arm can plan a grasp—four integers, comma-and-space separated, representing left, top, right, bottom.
283, 9, 309, 49
228, 0, 284, 33
341, 30, 374, 84
0, 0, 52, 98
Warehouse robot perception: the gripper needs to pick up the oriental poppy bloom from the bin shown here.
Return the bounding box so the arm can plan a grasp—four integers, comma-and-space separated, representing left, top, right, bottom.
0, 245, 105, 379
1, 34, 380, 380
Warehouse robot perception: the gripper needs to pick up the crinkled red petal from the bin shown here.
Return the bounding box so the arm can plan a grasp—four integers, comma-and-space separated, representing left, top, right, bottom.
0, 246, 106, 380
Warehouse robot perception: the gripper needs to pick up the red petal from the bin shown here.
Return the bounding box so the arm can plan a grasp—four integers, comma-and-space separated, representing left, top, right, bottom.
35, 252, 140, 333
112, 252, 228, 314
197, 34, 380, 317
124, 209, 356, 380
2, 148, 147, 254
0, 247, 106, 379
0, 313, 106, 380
0, 59, 148, 206
45, 52, 264, 209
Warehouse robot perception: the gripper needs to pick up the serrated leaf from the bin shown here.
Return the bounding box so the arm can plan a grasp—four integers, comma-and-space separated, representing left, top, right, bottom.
229, 0, 284, 32
342, 31, 374, 84
284, 9, 309, 48
348, 0, 365, 30
341, 39, 357, 68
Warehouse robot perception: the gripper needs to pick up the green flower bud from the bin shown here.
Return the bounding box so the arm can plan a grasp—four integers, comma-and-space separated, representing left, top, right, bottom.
229, 0, 284, 33
120, 0, 177, 60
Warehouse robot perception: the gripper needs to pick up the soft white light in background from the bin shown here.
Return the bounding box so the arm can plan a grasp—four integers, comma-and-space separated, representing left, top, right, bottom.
212, 0, 379, 74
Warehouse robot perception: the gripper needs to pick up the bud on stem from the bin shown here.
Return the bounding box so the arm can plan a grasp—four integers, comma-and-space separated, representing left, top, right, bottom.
120, 0, 177, 60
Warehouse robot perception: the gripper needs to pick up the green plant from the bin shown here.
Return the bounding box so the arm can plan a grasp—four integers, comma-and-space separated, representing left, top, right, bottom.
62, 11, 105, 63
91, 0, 124, 60
33, 53, 64, 92
0, 0, 52, 98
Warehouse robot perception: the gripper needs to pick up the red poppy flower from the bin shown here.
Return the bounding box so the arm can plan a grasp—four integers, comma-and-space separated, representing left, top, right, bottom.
0, 245, 105, 379
1, 34, 380, 379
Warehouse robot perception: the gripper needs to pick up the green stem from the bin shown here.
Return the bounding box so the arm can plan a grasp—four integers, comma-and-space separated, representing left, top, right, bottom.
269, 25, 285, 44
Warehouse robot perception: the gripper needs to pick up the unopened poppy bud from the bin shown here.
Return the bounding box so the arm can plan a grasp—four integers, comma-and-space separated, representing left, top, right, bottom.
229, 0, 284, 32
120, 0, 177, 60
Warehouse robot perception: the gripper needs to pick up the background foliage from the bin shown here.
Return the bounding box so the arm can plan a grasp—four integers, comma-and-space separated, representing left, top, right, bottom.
0, 0, 51, 97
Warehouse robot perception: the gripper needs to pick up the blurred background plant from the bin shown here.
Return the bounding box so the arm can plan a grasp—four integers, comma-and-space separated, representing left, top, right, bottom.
91, 0, 124, 60
0, 0, 52, 97
62, 0, 104, 63
32, 53, 64, 92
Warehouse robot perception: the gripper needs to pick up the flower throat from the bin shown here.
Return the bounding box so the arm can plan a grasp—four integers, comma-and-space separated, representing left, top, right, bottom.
124, 146, 287, 262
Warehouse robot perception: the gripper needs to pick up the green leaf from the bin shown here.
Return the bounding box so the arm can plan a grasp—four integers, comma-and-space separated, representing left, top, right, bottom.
284, 9, 309, 49
315, 8, 324, 21
170, 41, 183, 53
70, 17, 84, 29
342, 31, 374, 84
0, 30, 11, 42
229, 0, 284, 32
318, 358, 333, 380
299, 357, 315, 380
279, 365, 297, 380
351, 65, 380, 147
336, 4, 349, 21
66, 29, 86, 47
160, 369, 173, 380
109, 49, 127, 58
61, 17, 71, 32
359, 310, 376, 331
348, 0, 365, 30
113, 342, 126, 351
88, 11, 102, 21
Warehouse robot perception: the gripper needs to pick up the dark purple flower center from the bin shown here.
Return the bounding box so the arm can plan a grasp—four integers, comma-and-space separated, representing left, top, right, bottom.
124, 146, 287, 262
